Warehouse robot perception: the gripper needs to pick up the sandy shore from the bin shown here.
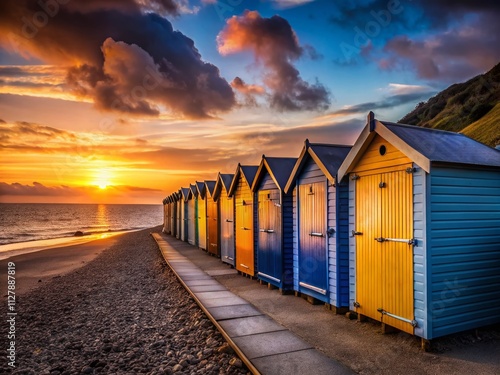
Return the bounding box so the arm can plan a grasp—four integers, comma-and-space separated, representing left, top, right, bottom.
0, 236, 120, 296
0, 227, 248, 374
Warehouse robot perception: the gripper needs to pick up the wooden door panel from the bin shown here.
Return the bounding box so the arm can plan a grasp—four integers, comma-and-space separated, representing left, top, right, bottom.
298, 182, 327, 292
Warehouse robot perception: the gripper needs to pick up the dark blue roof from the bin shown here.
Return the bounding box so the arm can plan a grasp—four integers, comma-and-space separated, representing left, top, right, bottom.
241, 165, 259, 186
196, 181, 206, 197
262, 157, 297, 190
180, 187, 190, 200
205, 180, 216, 196
220, 173, 234, 191
309, 143, 352, 179
383, 121, 500, 168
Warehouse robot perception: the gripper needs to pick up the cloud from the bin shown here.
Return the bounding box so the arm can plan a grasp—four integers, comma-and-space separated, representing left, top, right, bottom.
271, 0, 316, 9
326, 91, 436, 117
0, 1, 235, 119
0, 181, 161, 197
217, 10, 330, 112
381, 26, 500, 81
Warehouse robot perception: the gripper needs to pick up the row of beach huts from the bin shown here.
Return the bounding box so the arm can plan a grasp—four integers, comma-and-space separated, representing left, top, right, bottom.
161, 112, 500, 345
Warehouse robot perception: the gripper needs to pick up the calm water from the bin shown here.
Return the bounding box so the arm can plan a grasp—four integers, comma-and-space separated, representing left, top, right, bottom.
0, 203, 163, 245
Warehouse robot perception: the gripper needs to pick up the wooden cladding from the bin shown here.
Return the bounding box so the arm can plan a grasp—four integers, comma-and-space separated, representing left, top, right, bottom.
354, 168, 414, 334
235, 173, 255, 275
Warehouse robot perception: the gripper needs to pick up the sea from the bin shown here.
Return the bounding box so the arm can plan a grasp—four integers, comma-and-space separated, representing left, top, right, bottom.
0, 203, 163, 258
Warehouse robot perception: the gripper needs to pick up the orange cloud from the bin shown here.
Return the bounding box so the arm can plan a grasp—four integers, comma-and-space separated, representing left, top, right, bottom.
217, 10, 330, 112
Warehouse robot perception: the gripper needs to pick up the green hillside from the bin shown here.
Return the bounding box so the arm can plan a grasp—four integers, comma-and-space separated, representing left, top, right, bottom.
399, 62, 500, 147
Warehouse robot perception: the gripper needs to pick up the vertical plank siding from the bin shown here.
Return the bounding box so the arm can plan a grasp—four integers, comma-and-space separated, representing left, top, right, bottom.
220, 193, 235, 266
197, 195, 207, 250
235, 173, 255, 275
428, 166, 500, 339
256, 171, 294, 289
187, 196, 195, 245
296, 158, 329, 302
206, 198, 219, 256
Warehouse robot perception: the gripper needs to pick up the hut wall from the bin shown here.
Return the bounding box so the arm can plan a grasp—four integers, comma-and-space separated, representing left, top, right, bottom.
427, 166, 500, 339
220, 193, 235, 266
188, 197, 195, 245
206, 198, 219, 255
235, 173, 256, 276
257, 172, 293, 290
171, 200, 177, 237
197, 196, 207, 250
294, 157, 329, 302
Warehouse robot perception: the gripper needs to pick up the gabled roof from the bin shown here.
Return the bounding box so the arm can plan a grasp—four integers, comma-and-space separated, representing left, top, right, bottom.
196, 181, 206, 199
189, 184, 198, 198
213, 173, 235, 201
251, 155, 297, 192
284, 140, 352, 194
204, 180, 217, 198
180, 187, 191, 202
228, 164, 259, 196
337, 112, 500, 181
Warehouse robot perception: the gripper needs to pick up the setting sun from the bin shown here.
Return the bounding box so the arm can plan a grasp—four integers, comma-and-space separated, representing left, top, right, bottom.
94, 169, 112, 190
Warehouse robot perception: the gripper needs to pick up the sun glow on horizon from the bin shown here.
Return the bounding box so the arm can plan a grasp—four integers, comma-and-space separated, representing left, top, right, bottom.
93, 169, 113, 190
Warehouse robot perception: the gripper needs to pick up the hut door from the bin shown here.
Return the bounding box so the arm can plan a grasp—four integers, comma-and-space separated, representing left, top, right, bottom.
298, 182, 327, 295
258, 190, 282, 283
220, 196, 235, 266
355, 168, 414, 334
236, 200, 254, 275
207, 200, 218, 255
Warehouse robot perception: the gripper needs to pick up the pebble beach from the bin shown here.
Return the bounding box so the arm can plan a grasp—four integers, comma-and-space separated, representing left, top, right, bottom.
0, 227, 249, 374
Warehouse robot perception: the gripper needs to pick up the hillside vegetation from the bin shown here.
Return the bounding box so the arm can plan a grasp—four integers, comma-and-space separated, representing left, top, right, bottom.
399, 62, 500, 147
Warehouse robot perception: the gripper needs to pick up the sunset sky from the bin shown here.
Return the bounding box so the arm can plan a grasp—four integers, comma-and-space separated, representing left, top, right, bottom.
1, 0, 499, 204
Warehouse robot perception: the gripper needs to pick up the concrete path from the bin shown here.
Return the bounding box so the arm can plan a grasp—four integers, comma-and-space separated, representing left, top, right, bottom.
152, 233, 353, 375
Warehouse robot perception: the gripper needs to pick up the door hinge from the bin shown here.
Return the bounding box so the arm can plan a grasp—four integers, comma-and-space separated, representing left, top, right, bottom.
379, 182, 386, 188
353, 301, 360, 308
351, 230, 363, 236
406, 167, 416, 174
351, 174, 360, 181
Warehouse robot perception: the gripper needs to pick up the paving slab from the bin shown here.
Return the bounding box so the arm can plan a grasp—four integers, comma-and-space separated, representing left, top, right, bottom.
251, 349, 353, 375
189, 285, 228, 293
232, 330, 313, 359
218, 315, 286, 337
200, 296, 249, 308
194, 291, 237, 300
207, 304, 263, 321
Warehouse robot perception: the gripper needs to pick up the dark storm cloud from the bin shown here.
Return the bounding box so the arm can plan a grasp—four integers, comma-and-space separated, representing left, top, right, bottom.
218, 10, 330, 112
0, 1, 235, 119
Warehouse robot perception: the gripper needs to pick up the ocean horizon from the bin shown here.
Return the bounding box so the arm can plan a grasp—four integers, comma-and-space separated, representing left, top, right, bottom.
0, 203, 163, 247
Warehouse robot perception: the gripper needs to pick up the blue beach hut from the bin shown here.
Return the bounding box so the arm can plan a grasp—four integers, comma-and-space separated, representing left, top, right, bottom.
337, 112, 500, 343
285, 140, 352, 309
251, 155, 297, 292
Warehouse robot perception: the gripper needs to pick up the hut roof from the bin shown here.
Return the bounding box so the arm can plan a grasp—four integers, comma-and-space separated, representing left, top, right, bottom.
189, 184, 198, 198
251, 155, 297, 192
337, 112, 500, 180
195, 181, 206, 198
204, 180, 217, 198
213, 173, 235, 201
228, 164, 259, 196
180, 187, 191, 201
285, 140, 352, 194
